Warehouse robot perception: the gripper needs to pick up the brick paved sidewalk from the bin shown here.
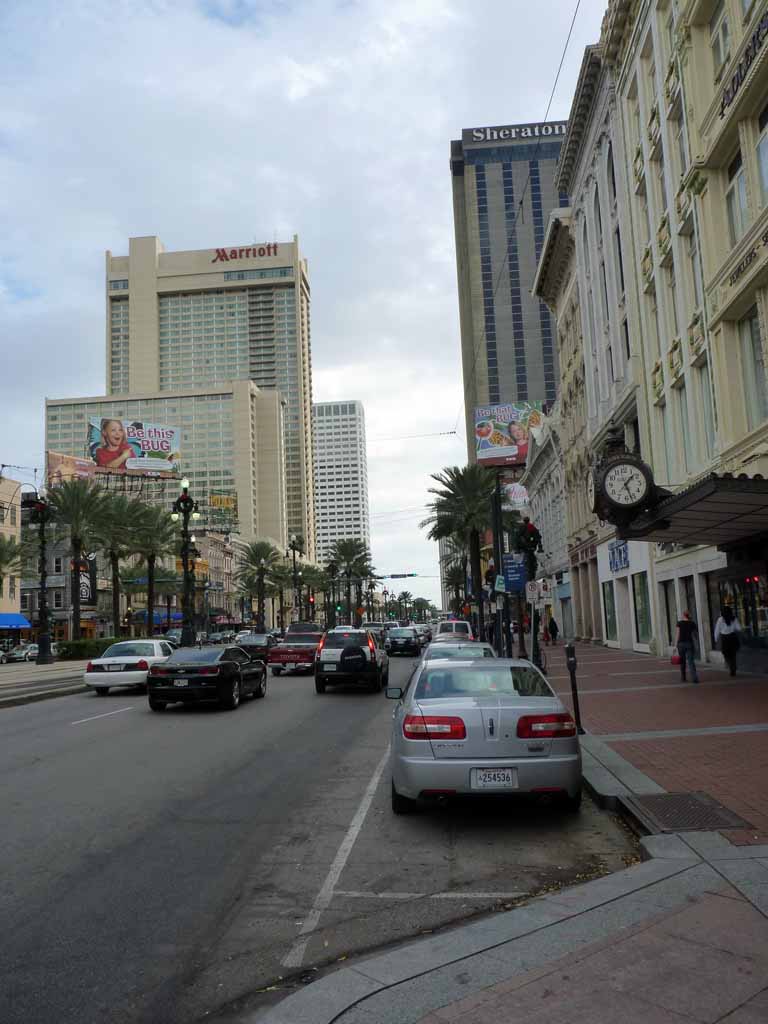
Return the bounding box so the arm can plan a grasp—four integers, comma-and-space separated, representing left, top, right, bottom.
544, 641, 768, 839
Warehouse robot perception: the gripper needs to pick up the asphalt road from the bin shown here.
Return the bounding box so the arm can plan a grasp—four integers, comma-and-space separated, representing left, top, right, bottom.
1, 655, 635, 1024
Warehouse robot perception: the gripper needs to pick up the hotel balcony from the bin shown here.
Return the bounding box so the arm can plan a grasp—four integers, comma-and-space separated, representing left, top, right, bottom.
688, 312, 707, 366
657, 213, 673, 267
641, 244, 655, 292
667, 336, 684, 385
633, 144, 646, 195
664, 59, 682, 120
675, 181, 694, 235
651, 359, 665, 405
647, 102, 662, 159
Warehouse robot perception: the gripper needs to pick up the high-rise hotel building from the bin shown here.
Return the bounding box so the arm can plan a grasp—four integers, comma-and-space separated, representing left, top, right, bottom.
450, 122, 568, 456
313, 401, 369, 564
105, 235, 315, 556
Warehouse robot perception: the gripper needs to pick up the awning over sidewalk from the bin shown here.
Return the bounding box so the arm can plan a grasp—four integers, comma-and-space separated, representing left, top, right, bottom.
0, 613, 32, 629
619, 473, 768, 547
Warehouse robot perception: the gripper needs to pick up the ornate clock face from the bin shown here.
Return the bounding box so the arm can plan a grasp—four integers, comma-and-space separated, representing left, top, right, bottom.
586, 471, 596, 512
603, 461, 651, 507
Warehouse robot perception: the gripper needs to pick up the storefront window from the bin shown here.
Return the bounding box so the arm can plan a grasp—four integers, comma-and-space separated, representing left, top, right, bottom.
632, 571, 652, 644
681, 575, 697, 620
661, 580, 677, 644
602, 581, 618, 641
710, 573, 768, 647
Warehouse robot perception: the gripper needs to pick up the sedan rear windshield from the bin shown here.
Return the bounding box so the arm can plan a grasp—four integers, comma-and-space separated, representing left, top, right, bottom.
425, 645, 495, 659
389, 628, 417, 638
415, 665, 553, 699
438, 622, 470, 634
284, 633, 323, 645
167, 648, 222, 664
102, 642, 156, 658
323, 632, 367, 649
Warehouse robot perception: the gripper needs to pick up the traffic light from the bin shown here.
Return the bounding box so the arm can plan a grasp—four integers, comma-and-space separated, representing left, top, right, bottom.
309, 594, 315, 605
336, 604, 342, 612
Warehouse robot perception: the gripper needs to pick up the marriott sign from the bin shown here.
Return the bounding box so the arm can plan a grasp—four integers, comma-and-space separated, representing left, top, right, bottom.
212, 243, 279, 263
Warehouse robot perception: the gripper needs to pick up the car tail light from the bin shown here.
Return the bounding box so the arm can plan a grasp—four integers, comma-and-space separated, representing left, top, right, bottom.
197, 666, 220, 675
403, 715, 466, 740
368, 635, 375, 654
316, 635, 326, 656
86, 661, 93, 672
149, 664, 164, 676
136, 660, 149, 671
517, 714, 576, 739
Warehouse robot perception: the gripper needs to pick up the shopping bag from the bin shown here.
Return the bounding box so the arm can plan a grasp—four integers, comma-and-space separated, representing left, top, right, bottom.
670, 653, 682, 666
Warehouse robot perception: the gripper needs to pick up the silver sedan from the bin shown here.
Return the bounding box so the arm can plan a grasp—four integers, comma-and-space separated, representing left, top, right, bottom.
386, 659, 581, 814
422, 641, 496, 661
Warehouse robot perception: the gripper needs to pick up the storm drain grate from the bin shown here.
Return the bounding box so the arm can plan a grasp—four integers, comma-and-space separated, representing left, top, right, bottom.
624, 792, 753, 833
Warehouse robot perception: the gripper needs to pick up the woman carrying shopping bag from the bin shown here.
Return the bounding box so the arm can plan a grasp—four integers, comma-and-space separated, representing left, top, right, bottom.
714, 606, 742, 677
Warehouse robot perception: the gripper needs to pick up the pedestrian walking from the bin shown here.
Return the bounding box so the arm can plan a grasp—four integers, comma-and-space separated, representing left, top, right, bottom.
714, 606, 742, 676
674, 610, 699, 684
548, 617, 559, 645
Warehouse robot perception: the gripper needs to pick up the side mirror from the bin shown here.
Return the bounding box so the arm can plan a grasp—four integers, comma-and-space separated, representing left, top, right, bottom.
385, 686, 404, 700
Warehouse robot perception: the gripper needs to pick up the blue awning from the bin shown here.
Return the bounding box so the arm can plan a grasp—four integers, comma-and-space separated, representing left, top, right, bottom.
0, 613, 32, 629
135, 610, 184, 624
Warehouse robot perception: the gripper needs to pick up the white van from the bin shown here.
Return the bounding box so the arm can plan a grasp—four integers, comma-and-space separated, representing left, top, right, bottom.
435, 620, 474, 640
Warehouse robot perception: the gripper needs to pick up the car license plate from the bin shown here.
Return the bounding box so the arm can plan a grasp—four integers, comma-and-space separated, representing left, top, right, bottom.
471, 768, 517, 790
174, 679, 189, 687
324, 664, 336, 671
108, 665, 124, 672
285, 663, 295, 671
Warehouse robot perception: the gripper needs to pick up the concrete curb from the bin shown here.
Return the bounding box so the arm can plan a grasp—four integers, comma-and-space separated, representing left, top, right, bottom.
0, 684, 88, 709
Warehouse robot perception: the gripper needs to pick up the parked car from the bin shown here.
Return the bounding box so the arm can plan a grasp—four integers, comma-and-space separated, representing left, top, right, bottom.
414, 625, 432, 646
147, 645, 267, 710
422, 641, 496, 661
314, 629, 389, 694
286, 622, 320, 635
5, 643, 45, 662
435, 620, 474, 640
165, 629, 183, 646
206, 632, 226, 645
237, 633, 274, 662
384, 627, 421, 657
84, 639, 174, 695
386, 659, 581, 814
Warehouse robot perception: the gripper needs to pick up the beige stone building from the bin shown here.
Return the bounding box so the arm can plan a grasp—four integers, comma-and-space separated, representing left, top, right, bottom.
0, 476, 24, 638
600, 0, 768, 668
45, 380, 286, 547
105, 235, 315, 557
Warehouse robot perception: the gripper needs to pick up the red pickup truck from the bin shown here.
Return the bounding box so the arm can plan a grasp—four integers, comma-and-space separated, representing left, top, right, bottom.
268, 631, 323, 675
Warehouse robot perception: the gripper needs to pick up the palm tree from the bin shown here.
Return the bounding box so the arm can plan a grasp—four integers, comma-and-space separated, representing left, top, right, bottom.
235, 541, 281, 628
94, 494, 145, 637
133, 504, 179, 636
47, 479, 107, 640
420, 465, 495, 641
328, 539, 372, 626
397, 590, 413, 620
0, 535, 25, 606
266, 562, 293, 631
443, 561, 467, 614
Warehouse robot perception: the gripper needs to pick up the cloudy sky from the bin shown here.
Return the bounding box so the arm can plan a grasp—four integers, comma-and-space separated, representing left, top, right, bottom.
1, 0, 606, 607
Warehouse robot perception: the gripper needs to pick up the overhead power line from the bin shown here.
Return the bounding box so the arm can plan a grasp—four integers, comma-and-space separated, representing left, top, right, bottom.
369, 430, 457, 442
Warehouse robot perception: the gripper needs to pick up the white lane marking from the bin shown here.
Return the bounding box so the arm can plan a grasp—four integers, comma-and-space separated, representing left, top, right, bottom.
335, 891, 527, 900
71, 707, 134, 725
282, 744, 390, 969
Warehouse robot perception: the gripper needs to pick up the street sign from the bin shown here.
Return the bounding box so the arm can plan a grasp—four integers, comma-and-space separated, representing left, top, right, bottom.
495, 574, 506, 593
502, 553, 527, 592
526, 581, 539, 603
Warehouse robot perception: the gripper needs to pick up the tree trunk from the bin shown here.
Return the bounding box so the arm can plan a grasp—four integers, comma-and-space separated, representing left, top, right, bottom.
469, 528, 485, 641
146, 554, 156, 638
111, 551, 121, 637
72, 539, 82, 641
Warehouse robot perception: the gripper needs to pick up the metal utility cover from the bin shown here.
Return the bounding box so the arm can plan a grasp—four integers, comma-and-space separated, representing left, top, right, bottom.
625, 792, 753, 833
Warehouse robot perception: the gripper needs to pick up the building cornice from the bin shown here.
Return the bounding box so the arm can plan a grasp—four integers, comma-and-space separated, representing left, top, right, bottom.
555, 45, 604, 195
600, 0, 637, 67
532, 210, 574, 309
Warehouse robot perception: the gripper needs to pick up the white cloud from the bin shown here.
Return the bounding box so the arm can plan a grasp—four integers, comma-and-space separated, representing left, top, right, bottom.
0, 0, 607, 607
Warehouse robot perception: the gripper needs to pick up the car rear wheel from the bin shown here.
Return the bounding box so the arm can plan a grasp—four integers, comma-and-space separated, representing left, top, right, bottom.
560, 789, 582, 813
315, 676, 326, 694
221, 677, 241, 710
254, 673, 267, 699
391, 780, 416, 815
95, 687, 109, 696
148, 698, 166, 711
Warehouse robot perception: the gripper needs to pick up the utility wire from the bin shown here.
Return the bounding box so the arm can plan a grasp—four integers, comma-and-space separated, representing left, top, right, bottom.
454, 0, 583, 430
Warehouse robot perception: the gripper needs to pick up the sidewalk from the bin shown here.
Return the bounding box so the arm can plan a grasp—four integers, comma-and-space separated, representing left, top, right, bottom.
253, 644, 768, 1024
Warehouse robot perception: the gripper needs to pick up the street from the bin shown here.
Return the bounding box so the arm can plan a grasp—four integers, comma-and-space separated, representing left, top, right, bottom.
1, 655, 634, 1024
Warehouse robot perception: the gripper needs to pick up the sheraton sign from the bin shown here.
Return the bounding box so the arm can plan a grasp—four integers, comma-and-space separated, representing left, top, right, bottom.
464, 122, 567, 144
212, 243, 279, 263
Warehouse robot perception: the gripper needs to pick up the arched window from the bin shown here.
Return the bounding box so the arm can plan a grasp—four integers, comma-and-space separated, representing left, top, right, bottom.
607, 143, 617, 203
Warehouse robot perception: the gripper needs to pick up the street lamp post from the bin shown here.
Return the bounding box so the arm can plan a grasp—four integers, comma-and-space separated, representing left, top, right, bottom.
297, 571, 303, 620
382, 587, 389, 620
288, 534, 300, 622
171, 477, 200, 647
34, 495, 54, 665
327, 560, 338, 628
257, 558, 266, 632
